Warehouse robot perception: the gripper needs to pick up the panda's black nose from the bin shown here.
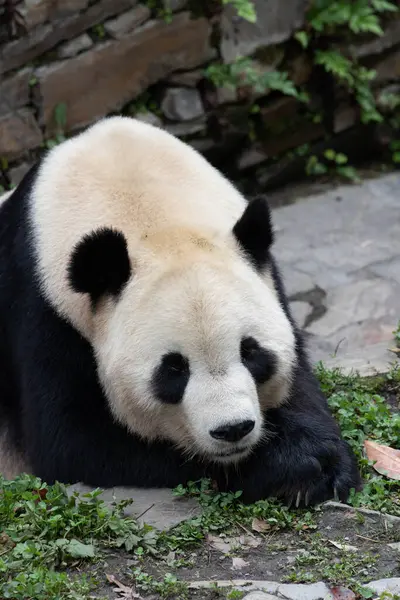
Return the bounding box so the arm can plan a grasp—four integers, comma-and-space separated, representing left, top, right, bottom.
210, 419, 255, 442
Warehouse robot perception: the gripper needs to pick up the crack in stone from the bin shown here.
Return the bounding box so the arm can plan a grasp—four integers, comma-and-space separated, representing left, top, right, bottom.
289, 286, 327, 329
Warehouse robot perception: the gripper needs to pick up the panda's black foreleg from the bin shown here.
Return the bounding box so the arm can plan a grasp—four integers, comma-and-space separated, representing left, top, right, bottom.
217, 365, 362, 506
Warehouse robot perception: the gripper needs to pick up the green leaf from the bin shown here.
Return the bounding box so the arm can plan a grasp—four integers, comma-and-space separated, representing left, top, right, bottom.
392, 151, 400, 164
222, 0, 257, 22
54, 102, 67, 130
65, 539, 95, 559
371, 0, 398, 12
294, 30, 309, 48
314, 50, 354, 84
324, 149, 336, 161
349, 12, 383, 35
337, 165, 361, 182
335, 152, 348, 165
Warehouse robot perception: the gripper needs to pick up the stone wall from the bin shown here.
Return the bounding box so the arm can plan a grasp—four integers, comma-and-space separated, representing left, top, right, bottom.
0, 0, 399, 193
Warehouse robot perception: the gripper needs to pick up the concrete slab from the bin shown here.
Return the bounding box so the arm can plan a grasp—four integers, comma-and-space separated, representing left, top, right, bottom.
272, 173, 400, 373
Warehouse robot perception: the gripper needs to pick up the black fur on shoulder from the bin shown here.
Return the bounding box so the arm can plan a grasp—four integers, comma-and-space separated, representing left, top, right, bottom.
68, 227, 131, 304
233, 196, 274, 270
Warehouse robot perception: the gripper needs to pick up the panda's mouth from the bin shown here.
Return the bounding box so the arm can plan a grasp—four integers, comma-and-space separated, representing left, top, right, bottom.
211, 446, 252, 462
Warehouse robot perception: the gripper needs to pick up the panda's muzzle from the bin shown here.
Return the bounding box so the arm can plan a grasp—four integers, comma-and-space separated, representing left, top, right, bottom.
210, 419, 255, 443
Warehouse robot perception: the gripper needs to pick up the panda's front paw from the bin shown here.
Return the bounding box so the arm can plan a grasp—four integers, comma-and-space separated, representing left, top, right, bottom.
278, 438, 362, 509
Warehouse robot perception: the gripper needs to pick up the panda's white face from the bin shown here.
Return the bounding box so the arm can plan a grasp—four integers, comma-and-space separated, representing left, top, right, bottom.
94, 254, 296, 464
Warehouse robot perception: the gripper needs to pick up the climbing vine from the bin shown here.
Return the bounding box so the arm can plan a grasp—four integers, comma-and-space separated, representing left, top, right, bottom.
208, 0, 398, 122
202, 0, 399, 180
295, 0, 399, 124
205, 57, 308, 102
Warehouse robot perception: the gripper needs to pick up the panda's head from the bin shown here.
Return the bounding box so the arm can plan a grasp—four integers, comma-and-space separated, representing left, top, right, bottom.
68, 198, 296, 464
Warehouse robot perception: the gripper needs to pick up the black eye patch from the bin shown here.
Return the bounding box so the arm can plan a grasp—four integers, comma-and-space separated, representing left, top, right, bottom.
152, 352, 190, 404
240, 337, 277, 384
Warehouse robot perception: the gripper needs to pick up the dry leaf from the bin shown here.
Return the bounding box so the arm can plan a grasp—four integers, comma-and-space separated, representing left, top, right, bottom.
238, 534, 261, 549
329, 585, 356, 600
251, 517, 271, 533
207, 534, 260, 555
364, 440, 400, 480
106, 574, 142, 599
206, 534, 236, 554
231, 557, 249, 570
329, 540, 358, 552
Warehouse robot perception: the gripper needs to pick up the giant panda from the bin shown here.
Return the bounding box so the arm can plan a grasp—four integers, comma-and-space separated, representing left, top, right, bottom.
0, 116, 361, 506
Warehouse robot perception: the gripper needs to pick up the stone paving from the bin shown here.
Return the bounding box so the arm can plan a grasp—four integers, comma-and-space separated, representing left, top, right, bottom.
189, 577, 400, 599
274, 172, 400, 375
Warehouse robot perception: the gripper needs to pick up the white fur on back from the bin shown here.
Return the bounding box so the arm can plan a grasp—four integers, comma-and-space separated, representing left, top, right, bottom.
30, 117, 247, 338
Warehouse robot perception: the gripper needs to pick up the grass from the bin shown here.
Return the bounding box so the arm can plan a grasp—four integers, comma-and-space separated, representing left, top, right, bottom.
0, 478, 158, 598
394, 321, 400, 347
317, 362, 400, 516
283, 534, 377, 585
0, 361, 399, 598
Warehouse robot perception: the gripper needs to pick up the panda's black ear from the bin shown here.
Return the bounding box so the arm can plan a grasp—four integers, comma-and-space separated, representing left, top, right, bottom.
233, 196, 274, 270
68, 227, 131, 304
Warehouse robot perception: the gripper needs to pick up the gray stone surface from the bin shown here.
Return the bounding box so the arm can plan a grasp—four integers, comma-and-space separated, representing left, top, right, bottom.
0, 0, 138, 75
161, 87, 204, 121
167, 68, 204, 87
57, 33, 93, 58
190, 578, 400, 597
0, 68, 33, 117
104, 4, 150, 39
289, 300, 312, 328
163, 0, 187, 12
68, 483, 201, 531
278, 582, 332, 600
273, 172, 400, 371
36, 13, 213, 133
349, 19, 400, 58
366, 578, 400, 595
135, 111, 163, 127
244, 594, 278, 600
9, 162, 32, 187
165, 117, 206, 137
220, 0, 307, 63
0, 109, 43, 159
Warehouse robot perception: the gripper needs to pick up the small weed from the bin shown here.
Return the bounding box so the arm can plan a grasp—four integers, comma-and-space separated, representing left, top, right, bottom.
162, 478, 317, 553
296, 0, 398, 124
227, 590, 246, 600
0, 569, 93, 600
394, 321, 400, 346
316, 363, 400, 516
131, 567, 188, 599
222, 0, 257, 22
145, 0, 173, 22
90, 23, 106, 40
44, 102, 67, 149
305, 150, 360, 182
205, 57, 308, 102
284, 534, 378, 584
0, 475, 159, 597
391, 141, 400, 165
